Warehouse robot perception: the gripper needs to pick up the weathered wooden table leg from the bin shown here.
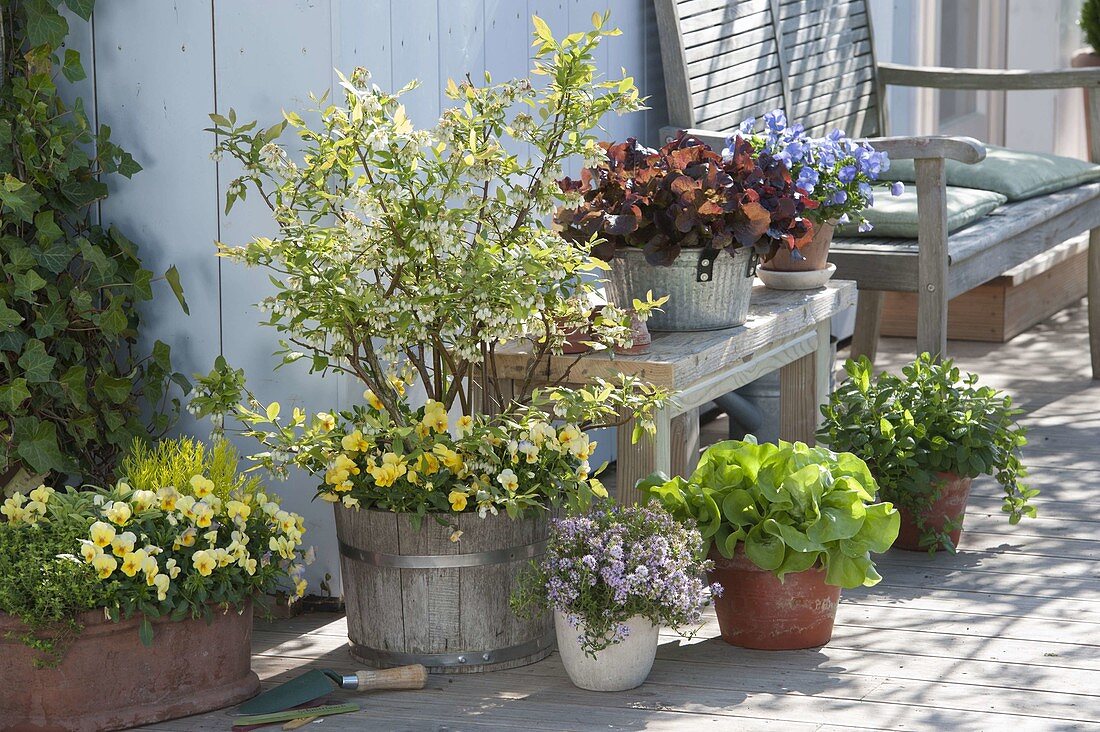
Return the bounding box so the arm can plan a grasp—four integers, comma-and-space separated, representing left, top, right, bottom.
614, 407, 672, 505
779, 323, 832, 446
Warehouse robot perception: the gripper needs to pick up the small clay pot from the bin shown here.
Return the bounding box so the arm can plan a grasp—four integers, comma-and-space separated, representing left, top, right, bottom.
0, 602, 259, 732
762, 221, 835, 272
706, 546, 840, 650
893, 473, 973, 552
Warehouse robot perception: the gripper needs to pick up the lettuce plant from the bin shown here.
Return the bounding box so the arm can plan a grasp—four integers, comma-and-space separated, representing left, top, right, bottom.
555, 131, 815, 266
640, 438, 899, 589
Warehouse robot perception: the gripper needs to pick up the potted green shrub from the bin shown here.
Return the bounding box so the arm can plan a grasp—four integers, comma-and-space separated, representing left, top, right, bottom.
640, 438, 898, 650
189, 15, 670, 674
555, 132, 814, 331
0, 438, 306, 732
511, 504, 717, 691
818, 355, 1035, 553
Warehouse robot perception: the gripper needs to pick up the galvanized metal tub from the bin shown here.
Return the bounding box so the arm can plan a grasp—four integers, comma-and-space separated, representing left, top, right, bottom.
335, 507, 553, 674
605, 246, 756, 331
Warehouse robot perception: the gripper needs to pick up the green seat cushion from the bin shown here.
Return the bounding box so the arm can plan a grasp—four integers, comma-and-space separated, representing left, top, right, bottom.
888, 145, 1100, 201
838, 187, 1007, 239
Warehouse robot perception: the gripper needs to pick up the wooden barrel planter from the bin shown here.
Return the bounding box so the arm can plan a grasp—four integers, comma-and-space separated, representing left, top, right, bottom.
334, 508, 553, 673
0, 601, 258, 732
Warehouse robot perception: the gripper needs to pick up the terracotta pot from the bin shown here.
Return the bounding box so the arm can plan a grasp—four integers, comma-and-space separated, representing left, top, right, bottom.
706, 546, 840, 650
0, 602, 259, 732
761, 221, 835, 272
893, 473, 973, 552
615, 311, 652, 355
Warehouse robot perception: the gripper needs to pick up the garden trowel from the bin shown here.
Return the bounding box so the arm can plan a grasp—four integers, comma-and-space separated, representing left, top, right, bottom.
237, 664, 427, 715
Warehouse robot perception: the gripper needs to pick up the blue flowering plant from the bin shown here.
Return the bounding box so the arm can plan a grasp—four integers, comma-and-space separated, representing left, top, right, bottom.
511, 504, 719, 658
730, 110, 904, 236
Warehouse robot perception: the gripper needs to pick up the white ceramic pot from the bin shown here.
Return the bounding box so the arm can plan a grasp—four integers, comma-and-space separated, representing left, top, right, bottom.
554, 610, 660, 692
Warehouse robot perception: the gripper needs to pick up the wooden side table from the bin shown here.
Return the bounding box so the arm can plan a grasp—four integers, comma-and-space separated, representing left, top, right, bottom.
493, 281, 857, 503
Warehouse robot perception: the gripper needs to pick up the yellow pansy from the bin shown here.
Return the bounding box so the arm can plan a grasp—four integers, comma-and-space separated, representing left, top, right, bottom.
341, 495, 360, 509
497, 469, 519, 493
153, 574, 170, 601
175, 527, 197, 549
295, 578, 308, 598
89, 520, 116, 548
335, 453, 360, 475
213, 548, 233, 568
367, 452, 407, 488
269, 536, 295, 560
93, 554, 118, 579
130, 490, 157, 512
120, 549, 148, 578
415, 422, 430, 438
519, 441, 539, 464
363, 390, 384, 410
226, 500, 251, 522
176, 494, 197, 518
243, 557, 258, 575
105, 501, 132, 526
388, 375, 407, 396
529, 421, 556, 446
432, 444, 464, 473
157, 486, 179, 511
29, 484, 53, 505
79, 540, 101, 563
0, 498, 25, 524
455, 414, 474, 437
421, 400, 448, 434
192, 550, 216, 577
189, 475, 215, 498
111, 531, 137, 557
317, 412, 336, 431
318, 492, 339, 503
448, 490, 468, 512
341, 430, 371, 453
192, 502, 215, 528
142, 555, 159, 584
416, 452, 440, 475
166, 558, 181, 579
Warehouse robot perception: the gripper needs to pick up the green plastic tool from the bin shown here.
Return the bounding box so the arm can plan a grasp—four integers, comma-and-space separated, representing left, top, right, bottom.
237, 664, 427, 715
232, 702, 359, 728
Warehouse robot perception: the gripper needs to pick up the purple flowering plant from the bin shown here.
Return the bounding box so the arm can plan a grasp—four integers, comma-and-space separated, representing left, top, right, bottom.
511, 504, 719, 658
729, 110, 905, 235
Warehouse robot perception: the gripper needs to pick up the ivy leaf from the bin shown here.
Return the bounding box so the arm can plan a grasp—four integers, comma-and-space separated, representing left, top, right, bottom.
164, 265, 189, 314
64, 0, 95, 21
60, 365, 88, 407
34, 210, 64, 245
15, 419, 65, 474
95, 373, 133, 404
18, 339, 56, 383
25, 0, 69, 49
13, 269, 47, 301
0, 302, 23, 332
0, 175, 43, 223
0, 379, 31, 412
62, 48, 86, 82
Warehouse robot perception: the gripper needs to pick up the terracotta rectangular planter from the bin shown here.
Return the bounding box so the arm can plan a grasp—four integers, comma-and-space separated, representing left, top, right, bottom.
0, 601, 259, 732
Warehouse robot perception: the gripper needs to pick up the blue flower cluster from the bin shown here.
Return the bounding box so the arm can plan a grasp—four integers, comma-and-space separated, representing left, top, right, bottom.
728, 110, 904, 233
533, 504, 719, 657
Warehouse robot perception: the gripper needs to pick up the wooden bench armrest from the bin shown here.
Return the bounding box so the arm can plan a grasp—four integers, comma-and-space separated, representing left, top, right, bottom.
878, 61, 1100, 91
860, 136, 986, 164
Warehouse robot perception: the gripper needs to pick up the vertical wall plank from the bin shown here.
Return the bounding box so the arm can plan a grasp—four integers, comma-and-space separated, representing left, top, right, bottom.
439, 0, 487, 103
603, 0, 646, 145
332, 0, 394, 90
92, 1, 219, 438
390, 0, 441, 125
213, 0, 342, 592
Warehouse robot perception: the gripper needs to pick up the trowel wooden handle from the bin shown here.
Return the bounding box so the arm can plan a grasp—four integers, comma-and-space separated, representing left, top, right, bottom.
355, 664, 427, 691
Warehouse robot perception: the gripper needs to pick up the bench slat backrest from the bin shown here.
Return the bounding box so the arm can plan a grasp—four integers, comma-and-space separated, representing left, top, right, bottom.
655, 0, 883, 139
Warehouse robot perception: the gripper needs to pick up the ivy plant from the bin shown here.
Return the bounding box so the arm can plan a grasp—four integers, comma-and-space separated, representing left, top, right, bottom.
818, 355, 1036, 552
0, 0, 188, 488
640, 438, 899, 589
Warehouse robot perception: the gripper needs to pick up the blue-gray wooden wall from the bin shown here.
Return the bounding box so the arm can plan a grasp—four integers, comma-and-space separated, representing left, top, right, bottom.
63, 1, 668, 591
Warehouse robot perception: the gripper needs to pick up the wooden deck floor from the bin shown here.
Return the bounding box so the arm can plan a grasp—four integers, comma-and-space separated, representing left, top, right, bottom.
148, 300, 1100, 731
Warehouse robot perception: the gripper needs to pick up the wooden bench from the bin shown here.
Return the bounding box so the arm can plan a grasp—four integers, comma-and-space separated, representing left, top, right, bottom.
494, 282, 855, 499
653, 0, 1100, 377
